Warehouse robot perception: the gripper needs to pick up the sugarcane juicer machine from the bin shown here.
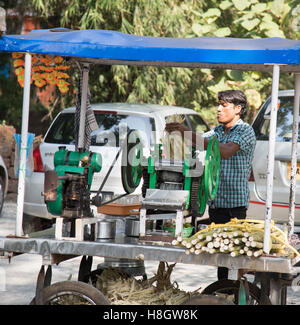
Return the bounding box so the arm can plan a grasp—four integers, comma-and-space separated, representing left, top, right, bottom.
138, 137, 221, 239
42, 129, 143, 241
43, 146, 102, 217
42, 128, 220, 241
42, 146, 102, 240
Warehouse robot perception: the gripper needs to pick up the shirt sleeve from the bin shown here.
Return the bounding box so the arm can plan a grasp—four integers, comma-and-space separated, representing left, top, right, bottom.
230, 124, 256, 152
203, 127, 217, 139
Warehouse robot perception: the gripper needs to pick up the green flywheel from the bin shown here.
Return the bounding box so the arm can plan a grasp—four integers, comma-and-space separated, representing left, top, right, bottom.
121, 130, 143, 194
204, 137, 221, 201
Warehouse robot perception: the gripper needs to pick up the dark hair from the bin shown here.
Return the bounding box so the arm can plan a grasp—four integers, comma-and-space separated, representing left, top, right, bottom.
218, 90, 248, 119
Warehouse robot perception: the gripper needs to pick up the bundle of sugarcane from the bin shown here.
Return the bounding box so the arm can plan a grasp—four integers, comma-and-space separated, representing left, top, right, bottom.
94, 262, 199, 305
172, 218, 300, 258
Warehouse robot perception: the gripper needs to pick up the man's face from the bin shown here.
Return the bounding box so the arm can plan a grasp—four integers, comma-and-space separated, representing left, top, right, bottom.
217, 100, 241, 125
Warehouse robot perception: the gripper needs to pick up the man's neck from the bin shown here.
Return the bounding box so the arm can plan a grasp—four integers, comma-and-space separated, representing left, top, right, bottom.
222, 117, 241, 133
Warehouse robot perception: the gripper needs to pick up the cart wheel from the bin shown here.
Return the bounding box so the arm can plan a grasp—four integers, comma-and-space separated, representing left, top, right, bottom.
201, 279, 271, 305
30, 281, 110, 305
181, 294, 234, 305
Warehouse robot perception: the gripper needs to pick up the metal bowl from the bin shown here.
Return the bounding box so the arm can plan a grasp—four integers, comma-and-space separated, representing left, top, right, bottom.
125, 217, 140, 237
97, 219, 116, 239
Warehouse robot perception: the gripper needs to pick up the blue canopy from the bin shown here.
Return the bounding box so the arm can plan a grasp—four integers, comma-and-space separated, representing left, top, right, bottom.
0, 28, 300, 72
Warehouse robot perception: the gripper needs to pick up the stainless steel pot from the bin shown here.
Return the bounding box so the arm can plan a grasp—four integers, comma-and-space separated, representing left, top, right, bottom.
97, 219, 116, 239
125, 217, 140, 237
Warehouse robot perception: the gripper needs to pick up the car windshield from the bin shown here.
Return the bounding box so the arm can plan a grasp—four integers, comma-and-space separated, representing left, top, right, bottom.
253, 96, 300, 142
44, 111, 156, 147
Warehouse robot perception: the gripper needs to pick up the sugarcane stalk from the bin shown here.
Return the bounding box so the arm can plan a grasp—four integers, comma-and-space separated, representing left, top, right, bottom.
229, 245, 243, 252
191, 238, 200, 246
245, 241, 252, 247
213, 241, 221, 248
246, 250, 253, 257
195, 243, 201, 249
250, 241, 263, 249
223, 238, 230, 245
181, 240, 187, 247
207, 242, 214, 249
233, 238, 241, 245
230, 251, 241, 257
253, 249, 263, 257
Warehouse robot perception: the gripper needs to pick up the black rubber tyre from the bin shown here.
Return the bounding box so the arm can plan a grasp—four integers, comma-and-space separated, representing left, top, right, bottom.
30, 281, 110, 305
121, 131, 143, 194
0, 177, 4, 216
181, 294, 234, 305
201, 279, 272, 305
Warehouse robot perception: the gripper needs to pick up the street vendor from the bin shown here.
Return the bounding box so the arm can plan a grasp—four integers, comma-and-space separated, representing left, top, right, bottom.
165, 90, 256, 280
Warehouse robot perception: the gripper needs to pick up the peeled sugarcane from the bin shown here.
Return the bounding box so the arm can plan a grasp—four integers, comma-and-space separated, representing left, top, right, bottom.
172, 218, 300, 258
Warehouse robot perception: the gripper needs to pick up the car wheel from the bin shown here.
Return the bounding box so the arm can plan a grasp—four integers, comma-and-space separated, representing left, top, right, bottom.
0, 177, 4, 216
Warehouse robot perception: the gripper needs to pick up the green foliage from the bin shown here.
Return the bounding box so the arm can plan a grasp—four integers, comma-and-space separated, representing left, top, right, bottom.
0, 72, 24, 130
6, 0, 300, 128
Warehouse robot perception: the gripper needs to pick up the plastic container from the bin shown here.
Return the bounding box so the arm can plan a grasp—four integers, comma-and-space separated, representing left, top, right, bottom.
162, 225, 194, 238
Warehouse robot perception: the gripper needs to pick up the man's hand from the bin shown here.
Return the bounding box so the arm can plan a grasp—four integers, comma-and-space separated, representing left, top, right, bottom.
165, 122, 189, 135
219, 142, 240, 159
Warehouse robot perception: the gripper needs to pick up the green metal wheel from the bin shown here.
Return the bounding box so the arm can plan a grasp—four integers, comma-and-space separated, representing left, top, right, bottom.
121, 130, 143, 194
205, 137, 221, 201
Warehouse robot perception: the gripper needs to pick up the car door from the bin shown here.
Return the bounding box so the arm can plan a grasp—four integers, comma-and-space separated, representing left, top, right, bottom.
251, 93, 300, 206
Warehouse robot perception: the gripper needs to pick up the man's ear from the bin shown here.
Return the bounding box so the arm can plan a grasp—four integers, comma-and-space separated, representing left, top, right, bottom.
235, 104, 242, 116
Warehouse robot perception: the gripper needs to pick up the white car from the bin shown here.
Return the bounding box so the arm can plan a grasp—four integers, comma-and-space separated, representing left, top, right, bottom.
0, 154, 8, 216
23, 103, 208, 230
248, 89, 300, 226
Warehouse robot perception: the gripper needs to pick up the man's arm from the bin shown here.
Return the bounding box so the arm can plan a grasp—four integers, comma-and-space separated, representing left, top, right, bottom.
165, 122, 240, 159
203, 138, 239, 159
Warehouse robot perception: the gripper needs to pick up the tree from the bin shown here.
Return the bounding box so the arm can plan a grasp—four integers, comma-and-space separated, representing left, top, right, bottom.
14, 0, 300, 126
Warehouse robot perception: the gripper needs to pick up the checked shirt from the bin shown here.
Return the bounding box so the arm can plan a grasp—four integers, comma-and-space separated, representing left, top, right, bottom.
203, 119, 256, 208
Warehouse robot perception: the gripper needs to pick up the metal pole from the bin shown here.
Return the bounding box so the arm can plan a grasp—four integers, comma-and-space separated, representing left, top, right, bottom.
263, 64, 280, 254
288, 73, 300, 239
16, 52, 32, 237
78, 63, 89, 150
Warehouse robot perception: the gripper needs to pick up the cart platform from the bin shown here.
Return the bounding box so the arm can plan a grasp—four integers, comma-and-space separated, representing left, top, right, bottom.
1, 234, 299, 274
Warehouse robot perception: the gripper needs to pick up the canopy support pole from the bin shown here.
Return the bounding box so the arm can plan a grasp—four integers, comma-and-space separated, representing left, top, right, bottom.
77, 63, 90, 151
263, 64, 280, 254
288, 73, 300, 239
16, 53, 32, 237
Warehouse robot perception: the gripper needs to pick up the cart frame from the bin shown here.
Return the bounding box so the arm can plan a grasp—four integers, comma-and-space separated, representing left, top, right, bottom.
0, 29, 300, 305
